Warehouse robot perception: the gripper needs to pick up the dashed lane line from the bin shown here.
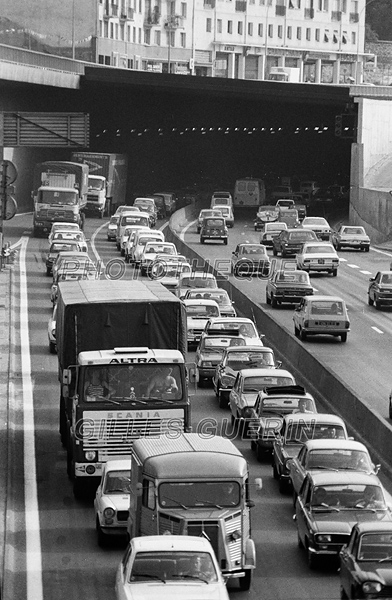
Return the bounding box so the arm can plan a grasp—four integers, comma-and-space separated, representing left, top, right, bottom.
372, 326, 384, 334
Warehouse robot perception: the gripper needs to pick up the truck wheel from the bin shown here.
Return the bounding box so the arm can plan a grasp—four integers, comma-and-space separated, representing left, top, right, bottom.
368, 295, 374, 306
239, 569, 252, 591
46, 267, 51, 276
49, 340, 56, 354
341, 333, 347, 342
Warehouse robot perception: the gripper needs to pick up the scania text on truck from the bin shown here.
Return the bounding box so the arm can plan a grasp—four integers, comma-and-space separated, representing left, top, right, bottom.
32, 161, 88, 236
71, 152, 128, 217
127, 433, 256, 590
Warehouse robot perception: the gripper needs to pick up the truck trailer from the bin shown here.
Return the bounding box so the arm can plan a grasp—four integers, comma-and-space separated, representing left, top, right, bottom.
71, 152, 128, 216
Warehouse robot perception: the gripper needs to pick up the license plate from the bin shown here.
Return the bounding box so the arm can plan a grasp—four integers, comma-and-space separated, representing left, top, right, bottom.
316, 321, 339, 326
318, 259, 325, 264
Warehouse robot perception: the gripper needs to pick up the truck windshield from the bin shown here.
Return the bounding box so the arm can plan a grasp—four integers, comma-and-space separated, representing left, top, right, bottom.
159, 481, 240, 508
40, 190, 78, 205
88, 177, 105, 191
81, 364, 183, 402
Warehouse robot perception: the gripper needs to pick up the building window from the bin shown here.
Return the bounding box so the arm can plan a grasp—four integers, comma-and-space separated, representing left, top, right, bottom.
228, 20, 233, 33
259, 0, 265, 4
180, 31, 186, 46
268, 23, 273, 37
217, 18, 222, 32
139, 27, 142, 43
238, 21, 243, 34
168, 0, 175, 14
105, 55, 111, 65
315, 27, 320, 40
249, 0, 255, 4
258, 23, 263, 36
351, 31, 356, 44
104, 21, 109, 37
248, 22, 253, 35
306, 27, 311, 40
155, 29, 161, 44
133, 26, 136, 42
120, 23, 125, 41
296, 26, 301, 39
278, 24, 283, 38
144, 28, 151, 43
287, 25, 292, 38
170, 31, 175, 45
181, 1, 187, 16
206, 17, 212, 31
342, 0, 347, 11
139, 0, 142, 11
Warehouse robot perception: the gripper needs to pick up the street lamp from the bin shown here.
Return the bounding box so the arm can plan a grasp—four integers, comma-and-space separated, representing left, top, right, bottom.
263, 0, 271, 80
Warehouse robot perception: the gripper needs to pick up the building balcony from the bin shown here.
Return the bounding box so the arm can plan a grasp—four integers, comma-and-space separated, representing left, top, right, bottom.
350, 12, 359, 23
144, 11, 161, 27
304, 7, 314, 18
331, 10, 342, 21
164, 15, 184, 29
235, 1, 247, 12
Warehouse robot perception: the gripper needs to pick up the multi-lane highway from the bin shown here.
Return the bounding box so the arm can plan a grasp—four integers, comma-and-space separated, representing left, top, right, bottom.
2, 210, 392, 600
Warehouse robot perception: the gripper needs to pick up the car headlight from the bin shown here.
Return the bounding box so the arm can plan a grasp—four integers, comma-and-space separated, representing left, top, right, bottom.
243, 407, 254, 418
85, 451, 96, 461
362, 581, 382, 594
201, 361, 213, 367
221, 375, 235, 387
103, 507, 115, 519
315, 534, 332, 543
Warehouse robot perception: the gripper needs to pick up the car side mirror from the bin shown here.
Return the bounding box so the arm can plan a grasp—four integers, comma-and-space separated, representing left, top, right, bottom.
369, 277, 375, 282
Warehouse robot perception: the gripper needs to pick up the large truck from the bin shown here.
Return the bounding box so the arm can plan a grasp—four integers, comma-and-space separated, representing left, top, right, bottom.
71, 152, 128, 217
56, 279, 190, 498
32, 161, 89, 236
268, 66, 301, 83
127, 433, 256, 590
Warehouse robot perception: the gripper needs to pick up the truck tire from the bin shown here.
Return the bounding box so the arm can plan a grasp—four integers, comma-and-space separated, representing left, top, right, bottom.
239, 569, 252, 591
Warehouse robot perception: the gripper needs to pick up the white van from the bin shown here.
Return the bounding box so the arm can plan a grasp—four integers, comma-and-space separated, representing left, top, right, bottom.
116, 211, 150, 249
130, 229, 165, 266
234, 179, 266, 209
211, 191, 233, 210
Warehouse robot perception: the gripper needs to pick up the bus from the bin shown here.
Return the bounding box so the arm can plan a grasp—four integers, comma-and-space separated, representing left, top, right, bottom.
234, 178, 266, 210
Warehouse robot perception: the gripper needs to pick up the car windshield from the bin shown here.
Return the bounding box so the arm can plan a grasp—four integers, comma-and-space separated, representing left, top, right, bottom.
267, 224, 286, 231
205, 219, 225, 227
159, 481, 240, 508
187, 305, 219, 318
288, 231, 315, 240
109, 216, 119, 225
304, 218, 328, 226
260, 397, 314, 414
342, 227, 365, 235
284, 422, 346, 443
145, 244, 175, 255
239, 246, 267, 255
103, 469, 131, 494
305, 245, 335, 254
208, 321, 257, 336
139, 236, 161, 246
310, 484, 386, 511
307, 449, 373, 472
202, 337, 245, 350
358, 533, 392, 561
310, 301, 344, 315
130, 551, 218, 583
381, 274, 392, 284
121, 216, 149, 226
49, 243, 80, 253
181, 276, 216, 288
277, 272, 309, 283
243, 376, 293, 391
227, 351, 274, 370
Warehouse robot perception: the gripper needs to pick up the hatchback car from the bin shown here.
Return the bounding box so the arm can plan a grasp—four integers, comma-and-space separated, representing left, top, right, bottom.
213, 346, 279, 408
266, 269, 313, 307
48, 222, 82, 240
123, 226, 153, 263
116, 211, 151, 249
368, 271, 392, 309
293, 295, 350, 342
331, 225, 370, 252
217, 205, 234, 228
196, 209, 223, 233
272, 228, 318, 257
184, 299, 220, 347
295, 472, 392, 569
45, 241, 85, 275
210, 191, 233, 209
183, 289, 236, 317
340, 522, 392, 599
51, 250, 90, 280
231, 243, 271, 278
50, 229, 88, 252
195, 332, 246, 386
260, 221, 287, 245
107, 214, 120, 241
139, 241, 177, 275
200, 217, 228, 245
296, 241, 340, 276
94, 459, 131, 546
301, 216, 331, 240
173, 271, 218, 299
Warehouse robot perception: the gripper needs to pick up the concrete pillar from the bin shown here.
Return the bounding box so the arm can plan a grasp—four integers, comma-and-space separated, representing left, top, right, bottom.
333, 59, 340, 84
315, 59, 322, 83
227, 53, 235, 79
257, 56, 264, 81
238, 54, 245, 79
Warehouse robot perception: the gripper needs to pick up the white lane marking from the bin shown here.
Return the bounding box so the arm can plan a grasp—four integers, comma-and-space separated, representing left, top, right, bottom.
347, 264, 360, 269
372, 326, 384, 334
360, 270, 372, 275
339, 257, 348, 262
19, 237, 43, 599
179, 219, 197, 241
372, 247, 392, 257
90, 222, 108, 268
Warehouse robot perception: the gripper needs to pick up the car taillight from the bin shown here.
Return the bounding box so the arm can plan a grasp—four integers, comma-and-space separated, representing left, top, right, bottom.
345, 321, 350, 329
304, 320, 309, 327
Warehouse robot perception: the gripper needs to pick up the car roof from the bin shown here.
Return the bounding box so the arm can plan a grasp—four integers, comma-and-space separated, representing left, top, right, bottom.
304, 295, 345, 302
355, 522, 392, 534
183, 299, 220, 306
224, 345, 273, 354
283, 412, 346, 425
239, 368, 293, 378
208, 317, 252, 324
131, 535, 215, 553
302, 439, 368, 452
102, 459, 131, 472
309, 472, 382, 486
180, 272, 216, 279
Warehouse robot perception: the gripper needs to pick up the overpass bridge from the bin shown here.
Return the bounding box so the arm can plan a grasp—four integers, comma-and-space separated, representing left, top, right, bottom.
0, 43, 391, 240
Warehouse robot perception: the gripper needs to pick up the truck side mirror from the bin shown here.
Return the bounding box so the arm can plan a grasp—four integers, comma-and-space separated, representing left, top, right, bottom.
62, 369, 72, 385
254, 477, 263, 491
135, 482, 143, 497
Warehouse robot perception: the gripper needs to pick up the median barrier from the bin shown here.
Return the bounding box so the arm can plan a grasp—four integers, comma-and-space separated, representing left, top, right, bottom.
167, 207, 392, 479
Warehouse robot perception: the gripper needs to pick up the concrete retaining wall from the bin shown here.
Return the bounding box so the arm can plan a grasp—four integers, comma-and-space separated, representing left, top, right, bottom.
168, 205, 392, 478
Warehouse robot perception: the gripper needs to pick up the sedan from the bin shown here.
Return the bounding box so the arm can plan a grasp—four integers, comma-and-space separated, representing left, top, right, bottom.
301, 216, 331, 240
266, 269, 313, 307
368, 271, 392, 309
195, 333, 246, 387
296, 241, 340, 276
340, 522, 392, 599
295, 472, 392, 569
331, 225, 370, 251
293, 295, 350, 342
290, 439, 380, 502
231, 243, 271, 278
45, 241, 84, 276
229, 367, 296, 432
94, 459, 131, 546
212, 346, 279, 408
201, 317, 264, 346
183, 289, 237, 317
50, 229, 88, 252
259, 221, 287, 245
272, 228, 318, 257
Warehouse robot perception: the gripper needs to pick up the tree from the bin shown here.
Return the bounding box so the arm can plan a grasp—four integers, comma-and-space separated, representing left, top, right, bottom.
366, 0, 392, 42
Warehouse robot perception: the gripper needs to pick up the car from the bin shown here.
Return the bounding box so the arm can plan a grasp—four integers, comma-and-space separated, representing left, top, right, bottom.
266, 269, 314, 307
152, 192, 177, 216
248, 385, 317, 461
340, 522, 392, 599
272, 228, 318, 257
45, 241, 85, 276
260, 221, 287, 245
139, 241, 177, 276
133, 197, 158, 226
211, 190, 233, 210
184, 299, 221, 347
49, 229, 88, 252
278, 207, 300, 229
276, 198, 307, 221
119, 225, 143, 256
116, 210, 151, 249
94, 459, 131, 546
183, 289, 237, 317
272, 412, 349, 494
107, 214, 120, 241
49, 222, 81, 238
231, 243, 271, 278
148, 255, 192, 292
290, 439, 381, 503
300, 180, 320, 199
301, 216, 331, 241
295, 472, 392, 569
229, 367, 296, 433
201, 317, 263, 346
126, 228, 162, 264
200, 216, 228, 245
114, 535, 230, 600
173, 271, 218, 299
51, 250, 91, 281
270, 185, 293, 200
195, 331, 246, 387
254, 205, 280, 231
293, 295, 350, 342
213, 346, 279, 408
47, 303, 57, 353
114, 205, 140, 215
196, 209, 223, 233
368, 271, 392, 309
50, 264, 100, 304
216, 205, 234, 228
296, 241, 340, 276
331, 225, 370, 251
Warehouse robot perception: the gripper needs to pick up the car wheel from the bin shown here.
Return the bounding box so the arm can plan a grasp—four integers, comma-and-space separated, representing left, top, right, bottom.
365, 247, 370, 252
46, 267, 51, 276
197, 227, 200, 233
297, 530, 304, 549
336, 243, 341, 250
375, 297, 381, 310
250, 440, 257, 452
368, 295, 374, 306
218, 392, 228, 409
389, 396, 392, 419
341, 333, 347, 342
332, 269, 338, 277
256, 443, 265, 463
200, 237, 204, 244
300, 328, 307, 341
96, 518, 107, 547
339, 586, 348, 599
279, 476, 289, 494
239, 569, 252, 591
281, 249, 287, 258
49, 340, 56, 354
271, 294, 278, 308
272, 461, 279, 480
292, 490, 298, 507
198, 377, 206, 388
307, 546, 317, 570
224, 239, 228, 245
266, 293, 271, 305
294, 325, 299, 338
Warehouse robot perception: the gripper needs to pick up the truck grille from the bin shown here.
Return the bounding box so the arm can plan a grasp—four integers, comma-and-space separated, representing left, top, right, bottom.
159, 513, 182, 535
224, 511, 243, 564
187, 521, 220, 560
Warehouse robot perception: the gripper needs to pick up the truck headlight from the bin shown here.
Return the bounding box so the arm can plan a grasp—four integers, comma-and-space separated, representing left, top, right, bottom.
362, 581, 382, 594
315, 534, 332, 543
85, 451, 96, 461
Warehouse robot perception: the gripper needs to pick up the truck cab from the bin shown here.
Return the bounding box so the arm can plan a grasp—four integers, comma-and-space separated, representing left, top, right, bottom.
127, 433, 256, 590
86, 174, 107, 218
